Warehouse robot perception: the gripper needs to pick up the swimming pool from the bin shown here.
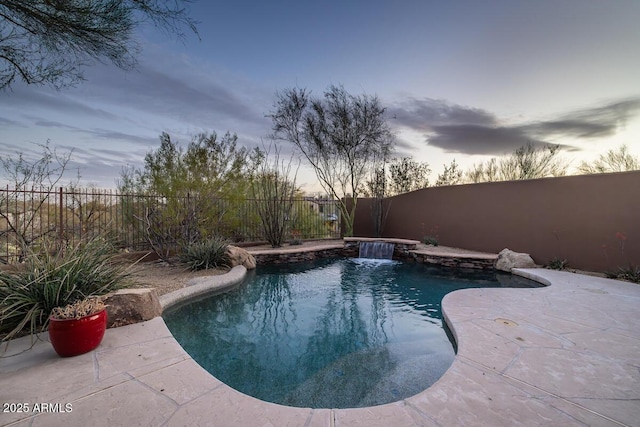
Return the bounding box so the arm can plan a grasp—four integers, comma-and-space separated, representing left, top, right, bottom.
163, 258, 541, 409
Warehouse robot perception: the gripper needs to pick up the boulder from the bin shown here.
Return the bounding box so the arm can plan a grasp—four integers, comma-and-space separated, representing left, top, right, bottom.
494, 248, 536, 272
226, 245, 256, 270
104, 288, 162, 328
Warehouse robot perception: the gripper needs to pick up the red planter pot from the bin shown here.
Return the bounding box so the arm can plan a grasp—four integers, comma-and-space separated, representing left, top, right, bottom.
48, 309, 107, 357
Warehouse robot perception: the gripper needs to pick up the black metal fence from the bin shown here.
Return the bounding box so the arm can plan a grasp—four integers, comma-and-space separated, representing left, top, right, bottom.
0, 186, 341, 263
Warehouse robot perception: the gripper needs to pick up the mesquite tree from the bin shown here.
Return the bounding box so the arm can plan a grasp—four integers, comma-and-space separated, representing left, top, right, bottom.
118, 131, 262, 259
0, 0, 198, 89
270, 85, 394, 236
577, 144, 639, 174
387, 157, 431, 195
466, 143, 568, 183
435, 159, 464, 187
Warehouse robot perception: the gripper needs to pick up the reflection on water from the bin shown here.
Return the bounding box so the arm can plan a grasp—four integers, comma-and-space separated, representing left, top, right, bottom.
164, 258, 541, 408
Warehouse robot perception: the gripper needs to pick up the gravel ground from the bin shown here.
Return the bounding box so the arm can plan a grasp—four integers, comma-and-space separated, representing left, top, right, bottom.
125, 240, 344, 296
128, 260, 227, 296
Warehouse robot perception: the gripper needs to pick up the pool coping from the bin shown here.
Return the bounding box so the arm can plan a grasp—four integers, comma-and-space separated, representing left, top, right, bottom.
247, 239, 500, 270
158, 265, 248, 312
1, 265, 639, 426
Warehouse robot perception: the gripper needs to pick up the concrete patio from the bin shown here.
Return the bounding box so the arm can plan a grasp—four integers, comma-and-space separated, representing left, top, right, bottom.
1, 267, 639, 426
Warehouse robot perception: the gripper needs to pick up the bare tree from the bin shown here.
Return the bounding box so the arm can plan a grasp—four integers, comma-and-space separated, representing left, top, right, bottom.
577, 144, 639, 174
364, 166, 388, 198
64, 184, 113, 243
465, 143, 567, 183
364, 156, 430, 197
0, 141, 74, 260
388, 157, 431, 195
466, 158, 500, 183
0, 0, 198, 89
435, 159, 463, 187
499, 143, 567, 180
270, 85, 394, 236
363, 156, 429, 236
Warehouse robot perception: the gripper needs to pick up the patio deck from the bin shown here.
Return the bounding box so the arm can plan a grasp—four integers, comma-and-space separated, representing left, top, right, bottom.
1, 263, 639, 426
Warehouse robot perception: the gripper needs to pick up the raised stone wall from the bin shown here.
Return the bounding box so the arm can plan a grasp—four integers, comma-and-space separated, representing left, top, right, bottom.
411, 252, 496, 270
251, 247, 346, 264
249, 239, 498, 270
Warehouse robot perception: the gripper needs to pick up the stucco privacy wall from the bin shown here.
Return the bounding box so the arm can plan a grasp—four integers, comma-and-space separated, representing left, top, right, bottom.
352, 171, 640, 272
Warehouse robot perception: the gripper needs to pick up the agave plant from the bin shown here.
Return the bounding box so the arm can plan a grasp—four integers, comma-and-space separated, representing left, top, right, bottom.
615, 265, 640, 283
0, 238, 130, 342
179, 236, 230, 271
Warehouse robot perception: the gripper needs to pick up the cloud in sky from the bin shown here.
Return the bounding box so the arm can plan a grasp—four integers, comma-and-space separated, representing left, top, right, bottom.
80, 63, 264, 127
9, 89, 120, 121
0, 46, 277, 186
32, 119, 79, 130
389, 97, 640, 156
3, 69, 639, 187
83, 129, 157, 147
0, 117, 20, 126
389, 98, 497, 130
1, 1, 639, 188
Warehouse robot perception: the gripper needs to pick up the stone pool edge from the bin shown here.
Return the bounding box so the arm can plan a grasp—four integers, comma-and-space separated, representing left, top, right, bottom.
157, 265, 639, 427
3, 264, 638, 426
159, 265, 247, 313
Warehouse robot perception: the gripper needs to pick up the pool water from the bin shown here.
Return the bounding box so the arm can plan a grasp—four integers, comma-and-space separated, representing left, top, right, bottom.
163, 258, 540, 408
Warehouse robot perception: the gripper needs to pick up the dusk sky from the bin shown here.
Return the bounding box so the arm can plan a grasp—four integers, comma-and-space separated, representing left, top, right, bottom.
1, 0, 639, 191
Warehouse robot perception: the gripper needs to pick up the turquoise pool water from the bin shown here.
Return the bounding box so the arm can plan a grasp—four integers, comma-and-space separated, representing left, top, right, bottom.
163, 258, 540, 408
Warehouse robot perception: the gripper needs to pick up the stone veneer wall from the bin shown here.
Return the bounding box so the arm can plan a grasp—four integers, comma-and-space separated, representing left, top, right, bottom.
251, 239, 496, 270
410, 252, 496, 270
251, 247, 346, 265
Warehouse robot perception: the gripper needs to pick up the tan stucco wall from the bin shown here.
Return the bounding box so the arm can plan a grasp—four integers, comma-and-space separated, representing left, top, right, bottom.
353, 171, 640, 272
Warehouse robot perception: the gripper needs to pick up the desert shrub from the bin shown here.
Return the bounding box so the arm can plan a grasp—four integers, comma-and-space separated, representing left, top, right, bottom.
179, 237, 230, 271
423, 236, 439, 246
0, 238, 130, 341
119, 132, 262, 259
290, 203, 330, 239
546, 258, 569, 270
607, 265, 640, 283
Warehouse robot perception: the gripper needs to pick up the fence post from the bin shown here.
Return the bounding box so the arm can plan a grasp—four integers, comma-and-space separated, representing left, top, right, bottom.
59, 187, 64, 243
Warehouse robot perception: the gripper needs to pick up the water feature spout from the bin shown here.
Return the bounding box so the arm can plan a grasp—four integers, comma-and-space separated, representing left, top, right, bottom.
359, 241, 395, 259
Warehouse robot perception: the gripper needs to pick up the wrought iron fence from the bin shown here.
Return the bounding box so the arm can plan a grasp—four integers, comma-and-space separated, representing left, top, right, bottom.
0, 186, 341, 263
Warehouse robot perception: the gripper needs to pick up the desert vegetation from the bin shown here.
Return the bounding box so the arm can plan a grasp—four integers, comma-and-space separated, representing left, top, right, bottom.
0, 237, 130, 341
